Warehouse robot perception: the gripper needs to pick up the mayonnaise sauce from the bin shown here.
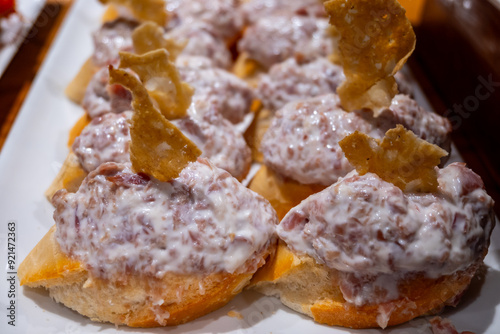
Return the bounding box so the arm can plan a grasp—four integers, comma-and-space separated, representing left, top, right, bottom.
54, 160, 277, 280
279, 163, 494, 305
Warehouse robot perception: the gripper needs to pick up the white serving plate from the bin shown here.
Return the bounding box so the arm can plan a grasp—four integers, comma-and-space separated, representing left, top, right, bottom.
0, 0, 499, 333
0, 0, 46, 78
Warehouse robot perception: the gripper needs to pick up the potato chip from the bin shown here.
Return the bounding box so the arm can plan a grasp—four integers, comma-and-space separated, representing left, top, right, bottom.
119, 50, 193, 120
132, 21, 185, 59
109, 67, 201, 182
339, 125, 448, 192
99, 0, 168, 26
324, 0, 416, 114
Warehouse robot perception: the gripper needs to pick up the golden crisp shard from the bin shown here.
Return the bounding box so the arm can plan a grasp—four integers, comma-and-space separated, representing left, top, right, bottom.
109, 67, 201, 182
324, 0, 416, 114
99, 0, 168, 26
119, 50, 193, 120
339, 125, 448, 192
132, 21, 186, 59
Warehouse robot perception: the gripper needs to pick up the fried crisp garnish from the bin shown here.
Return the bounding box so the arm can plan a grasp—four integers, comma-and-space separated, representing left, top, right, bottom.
339, 125, 448, 192
119, 50, 193, 120
109, 67, 201, 182
324, 0, 416, 114
132, 21, 185, 59
99, 0, 168, 26
326, 26, 342, 65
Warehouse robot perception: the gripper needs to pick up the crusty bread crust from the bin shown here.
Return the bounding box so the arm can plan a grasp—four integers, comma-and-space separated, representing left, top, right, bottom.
19, 226, 273, 327
44, 115, 91, 202
251, 242, 481, 329
243, 107, 271, 163
101, 4, 121, 23
49, 269, 254, 327
248, 165, 326, 220
18, 225, 85, 288
63, 4, 132, 105
232, 51, 264, 84
67, 114, 91, 147
65, 57, 99, 105
44, 152, 88, 202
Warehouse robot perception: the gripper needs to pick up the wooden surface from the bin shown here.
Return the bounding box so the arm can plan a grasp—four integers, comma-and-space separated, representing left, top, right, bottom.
410, 0, 500, 216
0, 0, 498, 216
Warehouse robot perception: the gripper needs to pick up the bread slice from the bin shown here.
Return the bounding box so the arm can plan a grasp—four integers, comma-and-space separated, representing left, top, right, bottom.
45, 153, 88, 202
18, 225, 85, 288
19, 225, 271, 327
248, 165, 326, 220
65, 58, 100, 105
64, 3, 135, 105
243, 106, 270, 163
251, 242, 481, 329
45, 114, 91, 201
101, 4, 121, 23
67, 114, 91, 147
232, 51, 265, 87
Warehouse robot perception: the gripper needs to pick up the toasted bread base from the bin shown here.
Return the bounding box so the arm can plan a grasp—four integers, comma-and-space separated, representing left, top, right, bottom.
67, 114, 91, 147
45, 114, 91, 202
49, 269, 254, 327
251, 243, 480, 329
243, 106, 271, 163
101, 4, 121, 23
248, 165, 326, 220
232, 51, 264, 83
64, 4, 122, 105
19, 226, 272, 327
45, 152, 88, 202
65, 57, 100, 105
18, 225, 85, 288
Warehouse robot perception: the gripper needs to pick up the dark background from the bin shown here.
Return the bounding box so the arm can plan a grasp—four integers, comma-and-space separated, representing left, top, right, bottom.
409, 0, 500, 216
